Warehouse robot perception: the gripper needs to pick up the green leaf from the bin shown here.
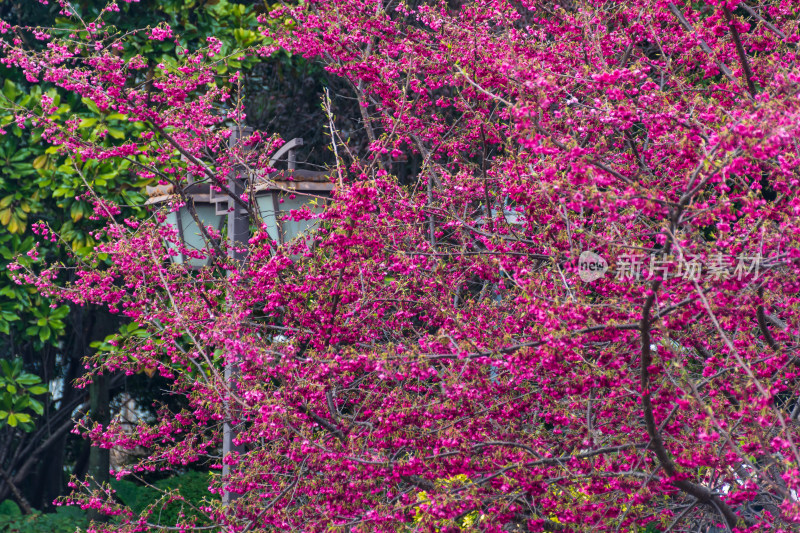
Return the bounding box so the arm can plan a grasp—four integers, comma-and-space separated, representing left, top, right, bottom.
32, 154, 48, 169
78, 118, 97, 129
70, 202, 84, 222
0, 411, 7, 420
0, 311, 19, 321
39, 326, 51, 343
50, 305, 70, 319
106, 128, 125, 140
9, 150, 30, 163
15, 373, 40, 385
12, 397, 29, 410
28, 398, 43, 415
2, 79, 19, 100
28, 386, 48, 395
7, 413, 17, 427
80, 98, 101, 115
14, 413, 30, 423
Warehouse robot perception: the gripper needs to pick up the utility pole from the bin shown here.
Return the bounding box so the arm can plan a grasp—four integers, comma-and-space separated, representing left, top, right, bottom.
222, 125, 251, 507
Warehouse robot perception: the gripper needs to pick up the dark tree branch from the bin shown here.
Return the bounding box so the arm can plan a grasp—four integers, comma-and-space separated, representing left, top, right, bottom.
739, 3, 786, 40
757, 287, 779, 350
641, 284, 746, 530
667, 3, 739, 88
297, 404, 347, 445
722, 6, 758, 96
0, 464, 32, 514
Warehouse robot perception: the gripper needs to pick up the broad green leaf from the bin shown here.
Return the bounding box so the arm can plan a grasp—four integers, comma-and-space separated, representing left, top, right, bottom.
32, 154, 48, 169
15, 373, 40, 385
6, 215, 23, 234
51, 305, 70, 319
107, 128, 125, 140
12, 397, 29, 410
2, 79, 18, 100
80, 98, 101, 115
70, 202, 84, 222
28, 398, 44, 415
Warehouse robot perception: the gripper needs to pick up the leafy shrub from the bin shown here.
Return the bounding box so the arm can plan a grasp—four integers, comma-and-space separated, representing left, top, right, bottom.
0, 500, 88, 533
111, 470, 217, 528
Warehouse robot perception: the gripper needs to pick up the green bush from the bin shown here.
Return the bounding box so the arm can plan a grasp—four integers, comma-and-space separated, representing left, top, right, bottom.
0, 500, 88, 533
111, 470, 218, 528
0, 471, 215, 532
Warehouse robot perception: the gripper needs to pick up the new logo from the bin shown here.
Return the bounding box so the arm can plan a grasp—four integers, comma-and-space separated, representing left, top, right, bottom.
578, 251, 608, 282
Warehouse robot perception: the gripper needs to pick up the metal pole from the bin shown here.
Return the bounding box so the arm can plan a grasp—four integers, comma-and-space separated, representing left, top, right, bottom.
222, 126, 252, 507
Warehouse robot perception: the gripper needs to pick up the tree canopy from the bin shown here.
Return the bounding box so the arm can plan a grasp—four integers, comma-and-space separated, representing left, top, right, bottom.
3, 0, 800, 532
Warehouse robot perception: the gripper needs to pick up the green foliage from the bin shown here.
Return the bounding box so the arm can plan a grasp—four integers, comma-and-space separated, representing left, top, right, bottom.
0, 500, 88, 533
24, 305, 69, 345
0, 359, 47, 431
640, 523, 662, 533
90, 322, 149, 354
0, 78, 148, 353
0, 0, 271, 517
0, 473, 216, 531
0, 0, 265, 355
0, 500, 20, 517
58, 0, 266, 74
111, 471, 218, 527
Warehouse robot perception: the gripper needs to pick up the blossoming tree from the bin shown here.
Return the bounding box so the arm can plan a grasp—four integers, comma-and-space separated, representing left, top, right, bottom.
4, 0, 800, 531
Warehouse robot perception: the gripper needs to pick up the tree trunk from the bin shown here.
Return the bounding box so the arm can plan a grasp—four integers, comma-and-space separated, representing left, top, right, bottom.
86, 372, 110, 523
0, 465, 32, 514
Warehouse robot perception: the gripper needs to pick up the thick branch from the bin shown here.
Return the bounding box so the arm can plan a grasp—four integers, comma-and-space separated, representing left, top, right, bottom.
156, 126, 255, 216
757, 287, 779, 351
298, 404, 347, 445
641, 286, 744, 530
9, 405, 89, 492
722, 6, 757, 96
740, 3, 786, 40
0, 465, 32, 514
667, 3, 738, 86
